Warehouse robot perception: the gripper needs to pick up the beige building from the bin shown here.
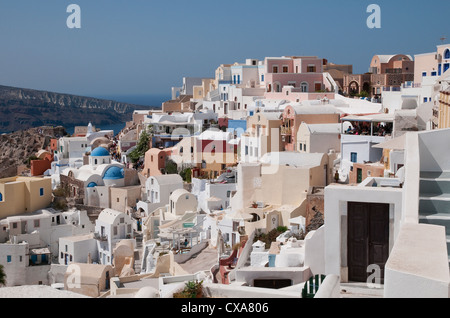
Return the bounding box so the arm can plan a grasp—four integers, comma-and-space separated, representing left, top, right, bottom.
240, 111, 283, 162
110, 186, 142, 214
0, 177, 52, 219
64, 263, 114, 297
296, 122, 341, 154
169, 189, 198, 216
438, 87, 450, 128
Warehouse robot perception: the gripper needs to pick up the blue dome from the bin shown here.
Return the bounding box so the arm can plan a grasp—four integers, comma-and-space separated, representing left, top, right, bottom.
87, 182, 97, 188
91, 147, 110, 157
103, 166, 124, 180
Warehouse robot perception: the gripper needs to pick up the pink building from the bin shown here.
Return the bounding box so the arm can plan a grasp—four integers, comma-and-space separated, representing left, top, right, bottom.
143, 148, 171, 177
280, 104, 341, 152
414, 44, 450, 82
264, 56, 326, 94
263, 56, 336, 102
344, 54, 414, 98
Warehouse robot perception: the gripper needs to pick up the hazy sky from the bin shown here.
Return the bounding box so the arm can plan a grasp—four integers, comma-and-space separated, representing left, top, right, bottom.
0, 0, 448, 97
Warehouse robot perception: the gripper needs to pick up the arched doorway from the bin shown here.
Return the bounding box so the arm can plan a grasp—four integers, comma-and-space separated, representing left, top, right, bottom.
348, 81, 360, 96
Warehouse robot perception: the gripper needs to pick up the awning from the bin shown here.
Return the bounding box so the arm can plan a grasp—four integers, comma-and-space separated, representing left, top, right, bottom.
372, 134, 406, 150
341, 113, 394, 123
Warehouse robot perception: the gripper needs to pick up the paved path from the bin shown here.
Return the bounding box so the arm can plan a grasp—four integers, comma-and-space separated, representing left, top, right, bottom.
178, 246, 219, 274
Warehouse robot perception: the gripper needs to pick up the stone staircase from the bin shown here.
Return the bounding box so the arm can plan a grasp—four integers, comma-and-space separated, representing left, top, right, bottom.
418, 171, 450, 265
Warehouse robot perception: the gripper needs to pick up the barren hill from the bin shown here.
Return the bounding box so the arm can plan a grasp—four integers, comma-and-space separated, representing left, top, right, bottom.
0, 85, 155, 132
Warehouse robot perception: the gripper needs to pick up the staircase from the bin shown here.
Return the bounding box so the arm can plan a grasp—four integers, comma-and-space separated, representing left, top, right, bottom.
418, 171, 450, 265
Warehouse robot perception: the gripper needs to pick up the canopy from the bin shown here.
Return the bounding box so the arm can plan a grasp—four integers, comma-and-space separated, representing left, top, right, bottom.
372, 134, 406, 150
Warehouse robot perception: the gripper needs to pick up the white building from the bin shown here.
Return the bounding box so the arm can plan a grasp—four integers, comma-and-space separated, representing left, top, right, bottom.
192, 174, 237, 213
0, 208, 93, 286
94, 209, 134, 265
59, 233, 98, 265
51, 136, 90, 175
136, 174, 184, 216
324, 128, 450, 297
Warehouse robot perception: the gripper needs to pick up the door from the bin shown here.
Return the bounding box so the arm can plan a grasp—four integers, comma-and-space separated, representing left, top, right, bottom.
357, 168, 363, 183
348, 202, 389, 283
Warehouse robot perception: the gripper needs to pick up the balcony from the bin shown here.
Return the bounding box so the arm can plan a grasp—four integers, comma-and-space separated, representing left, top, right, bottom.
281, 126, 292, 135
94, 232, 108, 241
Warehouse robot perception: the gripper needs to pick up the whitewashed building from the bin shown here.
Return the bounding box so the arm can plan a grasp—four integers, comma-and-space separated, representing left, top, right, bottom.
94, 209, 134, 265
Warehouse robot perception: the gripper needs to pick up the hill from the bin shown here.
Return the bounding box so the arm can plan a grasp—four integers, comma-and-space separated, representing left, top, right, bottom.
0, 85, 156, 132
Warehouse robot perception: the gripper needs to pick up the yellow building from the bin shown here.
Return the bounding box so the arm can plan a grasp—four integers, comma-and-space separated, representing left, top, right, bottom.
438, 88, 450, 129
0, 176, 52, 219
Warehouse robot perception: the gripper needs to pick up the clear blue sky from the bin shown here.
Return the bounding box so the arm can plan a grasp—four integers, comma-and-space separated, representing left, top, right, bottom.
0, 0, 448, 98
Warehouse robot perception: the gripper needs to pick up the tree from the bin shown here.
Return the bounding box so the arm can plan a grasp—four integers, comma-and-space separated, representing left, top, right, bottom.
129, 129, 150, 163
165, 159, 178, 175
0, 264, 6, 287
180, 167, 192, 183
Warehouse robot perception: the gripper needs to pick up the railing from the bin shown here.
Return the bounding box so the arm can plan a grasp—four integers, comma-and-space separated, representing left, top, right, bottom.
94, 232, 108, 241
281, 126, 292, 135
402, 82, 421, 89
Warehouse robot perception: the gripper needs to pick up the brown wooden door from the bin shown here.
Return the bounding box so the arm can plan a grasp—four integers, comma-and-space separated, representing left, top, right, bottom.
348, 202, 389, 283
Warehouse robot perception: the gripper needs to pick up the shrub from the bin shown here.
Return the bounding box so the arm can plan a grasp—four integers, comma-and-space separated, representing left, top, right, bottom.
173, 280, 204, 298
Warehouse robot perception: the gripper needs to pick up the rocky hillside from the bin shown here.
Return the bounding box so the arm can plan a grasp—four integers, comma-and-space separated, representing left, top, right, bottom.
0, 85, 155, 132
0, 126, 67, 178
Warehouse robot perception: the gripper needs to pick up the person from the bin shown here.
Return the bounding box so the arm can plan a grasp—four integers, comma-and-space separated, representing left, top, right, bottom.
183, 239, 188, 247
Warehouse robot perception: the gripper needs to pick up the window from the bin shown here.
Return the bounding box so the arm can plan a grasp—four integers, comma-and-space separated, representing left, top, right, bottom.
120, 217, 124, 224
19, 256, 22, 262
61, 252, 63, 259
282, 66, 289, 73
34, 220, 40, 228
12, 222, 17, 229
424, 97, 428, 103
273, 66, 278, 73
39, 188, 44, 196
127, 224, 132, 233
300, 143, 303, 151
261, 75, 264, 82
6, 255, 11, 263
0, 192, 3, 202
114, 226, 118, 235
350, 152, 358, 163
65, 245, 68, 252
444, 63, 450, 73
431, 71, 437, 76
445, 49, 450, 60
245, 146, 249, 156
116, 198, 120, 203
422, 72, 427, 77
307, 65, 316, 72
227, 191, 231, 198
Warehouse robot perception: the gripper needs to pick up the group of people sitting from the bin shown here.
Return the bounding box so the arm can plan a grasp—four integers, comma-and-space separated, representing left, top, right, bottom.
345, 122, 391, 136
